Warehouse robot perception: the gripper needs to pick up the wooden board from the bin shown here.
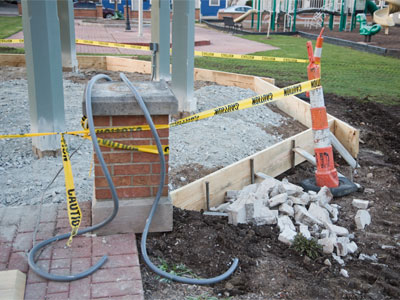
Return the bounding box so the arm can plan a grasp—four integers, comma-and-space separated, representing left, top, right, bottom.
0, 270, 26, 300
0, 54, 25, 67
77, 55, 107, 70
171, 127, 318, 210
106, 56, 151, 74
194, 68, 275, 87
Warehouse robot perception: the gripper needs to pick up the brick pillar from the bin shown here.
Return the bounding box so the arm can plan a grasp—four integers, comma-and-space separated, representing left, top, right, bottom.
96, 4, 102, 19
83, 80, 178, 235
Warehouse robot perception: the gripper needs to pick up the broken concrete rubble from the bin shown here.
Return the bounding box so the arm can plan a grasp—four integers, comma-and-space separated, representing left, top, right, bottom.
352, 199, 369, 209
217, 177, 364, 265
268, 193, 287, 207
278, 227, 297, 245
294, 205, 323, 226
299, 224, 311, 240
277, 215, 295, 232
279, 202, 294, 217
355, 210, 371, 230
308, 203, 332, 225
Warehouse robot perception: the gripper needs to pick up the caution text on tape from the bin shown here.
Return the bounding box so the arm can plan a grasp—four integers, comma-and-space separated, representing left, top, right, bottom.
61, 134, 82, 246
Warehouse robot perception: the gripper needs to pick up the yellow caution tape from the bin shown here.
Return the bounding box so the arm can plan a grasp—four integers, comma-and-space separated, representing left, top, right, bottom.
76, 39, 150, 51
0, 38, 306, 63
170, 78, 321, 127
77, 134, 169, 155
60, 134, 82, 246
0, 78, 321, 147
0, 39, 24, 44
194, 50, 308, 63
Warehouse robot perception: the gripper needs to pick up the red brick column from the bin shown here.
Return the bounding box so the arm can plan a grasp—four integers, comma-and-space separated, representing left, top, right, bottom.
84, 80, 177, 235
93, 115, 169, 201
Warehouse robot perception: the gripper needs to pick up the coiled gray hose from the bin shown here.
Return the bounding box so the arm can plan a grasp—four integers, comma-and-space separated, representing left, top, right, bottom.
28, 74, 119, 281
120, 73, 239, 285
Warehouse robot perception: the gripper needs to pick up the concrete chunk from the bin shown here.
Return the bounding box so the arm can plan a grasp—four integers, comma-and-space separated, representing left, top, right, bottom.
336, 237, 350, 256
340, 269, 349, 278
355, 210, 371, 230
244, 193, 257, 222
253, 207, 277, 225
290, 193, 310, 206
278, 228, 297, 246
277, 215, 295, 232
212, 202, 231, 212
308, 203, 332, 225
279, 202, 294, 217
352, 199, 369, 209
268, 193, 288, 208
347, 241, 358, 254
299, 224, 311, 240
238, 183, 259, 198
270, 183, 286, 197
317, 186, 333, 206
318, 237, 336, 254
294, 205, 323, 226
332, 253, 345, 265
325, 223, 349, 236
281, 178, 303, 196
254, 182, 270, 202
227, 198, 247, 225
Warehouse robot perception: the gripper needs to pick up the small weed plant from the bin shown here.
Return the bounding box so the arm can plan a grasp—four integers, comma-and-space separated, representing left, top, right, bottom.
291, 233, 322, 259
156, 258, 198, 283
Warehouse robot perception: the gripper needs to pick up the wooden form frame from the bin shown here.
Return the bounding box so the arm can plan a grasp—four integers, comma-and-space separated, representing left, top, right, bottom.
0, 54, 359, 211
0, 270, 26, 300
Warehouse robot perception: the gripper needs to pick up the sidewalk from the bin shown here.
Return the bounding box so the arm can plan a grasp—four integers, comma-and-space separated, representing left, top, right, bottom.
0, 202, 144, 300
5, 21, 278, 55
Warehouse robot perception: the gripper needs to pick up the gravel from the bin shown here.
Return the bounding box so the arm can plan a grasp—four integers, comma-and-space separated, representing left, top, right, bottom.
0, 70, 290, 207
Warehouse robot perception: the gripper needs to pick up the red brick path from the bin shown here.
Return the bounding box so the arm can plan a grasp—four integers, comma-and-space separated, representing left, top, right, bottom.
0, 202, 144, 300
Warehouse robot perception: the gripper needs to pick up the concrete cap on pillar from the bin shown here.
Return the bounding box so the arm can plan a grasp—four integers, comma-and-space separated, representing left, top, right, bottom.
82, 80, 178, 116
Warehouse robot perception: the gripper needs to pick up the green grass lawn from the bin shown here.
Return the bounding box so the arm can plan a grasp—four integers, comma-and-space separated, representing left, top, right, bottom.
195, 35, 400, 105
0, 16, 22, 39
0, 16, 23, 54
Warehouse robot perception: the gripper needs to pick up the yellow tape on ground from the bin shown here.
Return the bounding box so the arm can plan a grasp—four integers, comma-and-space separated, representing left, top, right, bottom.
76, 39, 150, 51
60, 134, 82, 246
194, 50, 308, 63
0, 39, 306, 63
0, 39, 24, 44
170, 78, 321, 127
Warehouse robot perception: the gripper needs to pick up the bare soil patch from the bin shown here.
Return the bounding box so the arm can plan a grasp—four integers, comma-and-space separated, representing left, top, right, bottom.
140, 93, 400, 300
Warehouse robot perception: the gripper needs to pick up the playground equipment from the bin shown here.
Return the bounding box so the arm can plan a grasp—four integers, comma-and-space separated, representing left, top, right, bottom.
252, 0, 371, 33
373, 0, 400, 34
356, 13, 381, 41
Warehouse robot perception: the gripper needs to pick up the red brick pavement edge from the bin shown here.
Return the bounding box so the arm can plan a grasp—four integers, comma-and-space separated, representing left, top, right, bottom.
0, 201, 144, 300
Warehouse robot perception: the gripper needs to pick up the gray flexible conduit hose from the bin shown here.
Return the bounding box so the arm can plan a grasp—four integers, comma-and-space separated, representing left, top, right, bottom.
28, 74, 119, 281
120, 73, 239, 284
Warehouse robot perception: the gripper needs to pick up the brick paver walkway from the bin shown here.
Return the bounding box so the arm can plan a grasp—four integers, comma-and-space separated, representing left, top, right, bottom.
5, 21, 278, 56
0, 202, 144, 300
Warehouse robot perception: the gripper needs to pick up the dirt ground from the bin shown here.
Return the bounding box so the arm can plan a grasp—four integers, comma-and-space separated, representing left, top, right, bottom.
140, 96, 400, 299
1, 66, 399, 299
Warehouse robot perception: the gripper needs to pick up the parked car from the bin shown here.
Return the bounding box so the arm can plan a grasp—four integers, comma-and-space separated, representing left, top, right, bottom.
218, 5, 252, 14
73, 1, 115, 19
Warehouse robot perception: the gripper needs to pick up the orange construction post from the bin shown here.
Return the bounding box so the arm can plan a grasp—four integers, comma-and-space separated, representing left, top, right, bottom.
306, 34, 339, 188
